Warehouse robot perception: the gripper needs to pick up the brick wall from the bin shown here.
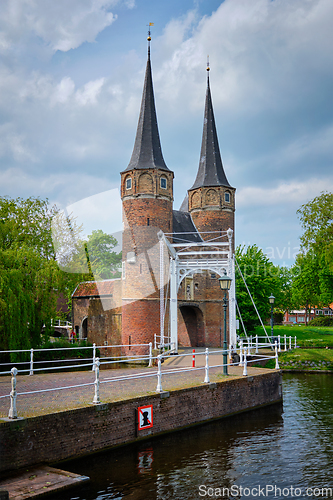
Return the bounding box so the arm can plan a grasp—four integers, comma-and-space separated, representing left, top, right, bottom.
0, 371, 282, 474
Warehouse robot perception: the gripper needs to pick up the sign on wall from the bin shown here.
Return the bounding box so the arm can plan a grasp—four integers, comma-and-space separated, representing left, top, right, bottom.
137, 405, 153, 431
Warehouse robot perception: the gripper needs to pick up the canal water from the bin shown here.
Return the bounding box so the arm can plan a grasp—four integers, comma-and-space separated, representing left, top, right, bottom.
53, 373, 333, 499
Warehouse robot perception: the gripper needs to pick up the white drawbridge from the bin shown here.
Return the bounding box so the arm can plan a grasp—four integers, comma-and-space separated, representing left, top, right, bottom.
159, 228, 236, 352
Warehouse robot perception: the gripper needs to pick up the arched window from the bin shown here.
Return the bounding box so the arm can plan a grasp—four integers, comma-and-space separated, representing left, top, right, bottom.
160, 177, 167, 189
126, 177, 132, 190
225, 191, 230, 203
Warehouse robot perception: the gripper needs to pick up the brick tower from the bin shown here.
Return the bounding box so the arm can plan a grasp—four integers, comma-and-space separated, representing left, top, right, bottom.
177, 66, 236, 348
185, 67, 235, 241
120, 35, 174, 352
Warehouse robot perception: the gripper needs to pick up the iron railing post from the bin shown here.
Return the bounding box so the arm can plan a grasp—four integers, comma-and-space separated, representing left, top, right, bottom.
148, 342, 152, 367
93, 358, 100, 404
156, 355, 163, 393
8, 367, 18, 419
29, 348, 34, 376
275, 342, 280, 369
243, 348, 248, 376
204, 348, 210, 384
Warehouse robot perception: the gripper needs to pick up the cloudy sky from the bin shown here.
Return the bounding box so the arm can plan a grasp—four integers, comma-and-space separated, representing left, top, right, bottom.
1, 0, 332, 267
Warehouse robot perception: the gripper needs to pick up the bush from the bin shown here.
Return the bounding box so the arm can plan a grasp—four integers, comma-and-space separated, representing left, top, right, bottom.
308, 316, 333, 327
34, 340, 95, 362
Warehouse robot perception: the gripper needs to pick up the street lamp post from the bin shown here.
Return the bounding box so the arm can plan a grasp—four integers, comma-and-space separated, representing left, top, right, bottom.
269, 295, 275, 344
219, 271, 232, 375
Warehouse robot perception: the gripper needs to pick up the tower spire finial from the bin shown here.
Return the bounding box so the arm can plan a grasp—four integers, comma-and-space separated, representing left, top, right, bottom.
147, 22, 154, 59
206, 55, 210, 85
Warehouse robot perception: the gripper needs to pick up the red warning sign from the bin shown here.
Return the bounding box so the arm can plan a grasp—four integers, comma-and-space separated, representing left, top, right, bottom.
137, 405, 153, 430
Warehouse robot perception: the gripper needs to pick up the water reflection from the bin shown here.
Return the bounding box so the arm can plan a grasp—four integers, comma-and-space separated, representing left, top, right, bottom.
51, 373, 333, 500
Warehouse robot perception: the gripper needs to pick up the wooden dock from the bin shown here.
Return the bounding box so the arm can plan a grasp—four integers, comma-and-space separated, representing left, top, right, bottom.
0, 465, 89, 500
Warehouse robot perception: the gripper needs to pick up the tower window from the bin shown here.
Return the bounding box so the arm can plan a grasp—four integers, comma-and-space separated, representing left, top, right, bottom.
147, 217, 150, 226
126, 177, 132, 190
160, 177, 167, 189
225, 192, 230, 203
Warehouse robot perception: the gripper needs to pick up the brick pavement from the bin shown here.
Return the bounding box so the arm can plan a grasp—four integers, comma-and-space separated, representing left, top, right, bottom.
0, 348, 274, 420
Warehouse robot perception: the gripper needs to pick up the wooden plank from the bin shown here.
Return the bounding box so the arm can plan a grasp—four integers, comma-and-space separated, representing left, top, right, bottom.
0, 466, 89, 500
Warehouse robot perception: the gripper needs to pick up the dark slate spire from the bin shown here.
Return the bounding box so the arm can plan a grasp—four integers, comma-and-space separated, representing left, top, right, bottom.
190, 72, 231, 189
123, 43, 169, 172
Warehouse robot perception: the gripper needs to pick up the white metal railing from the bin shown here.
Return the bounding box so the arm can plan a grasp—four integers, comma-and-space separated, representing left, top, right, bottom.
51, 319, 72, 328
1, 344, 279, 420
153, 334, 176, 351
238, 334, 297, 354
0, 343, 152, 376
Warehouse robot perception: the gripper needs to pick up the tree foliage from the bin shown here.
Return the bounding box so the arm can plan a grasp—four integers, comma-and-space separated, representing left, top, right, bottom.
235, 245, 284, 334
295, 192, 333, 305
86, 229, 122, 279
290, 251, 320, 324
0, 197, 122, 356
0, 197, 65, 355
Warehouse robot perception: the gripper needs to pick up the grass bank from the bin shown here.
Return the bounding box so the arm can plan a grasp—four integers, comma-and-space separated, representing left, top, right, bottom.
253, 325, 333, 347
259, 348, 333, 371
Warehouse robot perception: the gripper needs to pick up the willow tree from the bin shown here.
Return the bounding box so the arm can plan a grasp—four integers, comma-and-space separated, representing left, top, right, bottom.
0, 197, 71, 356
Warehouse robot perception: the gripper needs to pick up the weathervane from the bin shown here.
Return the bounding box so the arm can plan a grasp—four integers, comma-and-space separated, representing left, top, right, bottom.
147, 22, 154, 56
207, 55, 210, 72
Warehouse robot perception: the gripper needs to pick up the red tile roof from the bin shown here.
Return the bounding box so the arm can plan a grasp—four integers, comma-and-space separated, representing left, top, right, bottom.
72, 279, 119, 298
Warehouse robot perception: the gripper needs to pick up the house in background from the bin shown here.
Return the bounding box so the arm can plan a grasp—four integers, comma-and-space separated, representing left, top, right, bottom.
283, 306, 333, 325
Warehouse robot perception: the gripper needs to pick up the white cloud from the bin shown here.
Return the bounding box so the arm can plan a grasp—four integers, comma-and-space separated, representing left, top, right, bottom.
0, 0, 120, 54
52, 77, 75, 105
0, 167, 116, 206
0, 124, 35, 162
75, 78, 105, 106
155, 0, 333, 116
237, 177, 333, 208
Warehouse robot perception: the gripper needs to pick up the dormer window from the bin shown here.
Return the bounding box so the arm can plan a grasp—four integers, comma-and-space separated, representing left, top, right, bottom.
160, 177, 167, 189
126, 177, 132, 190
225, 192, 230, 203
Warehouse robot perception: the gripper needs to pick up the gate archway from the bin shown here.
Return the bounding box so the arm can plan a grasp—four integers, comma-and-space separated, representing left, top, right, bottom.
178, 305, 204, 347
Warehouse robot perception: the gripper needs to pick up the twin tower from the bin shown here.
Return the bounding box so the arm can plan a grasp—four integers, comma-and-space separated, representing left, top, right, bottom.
119, 41, 236, 350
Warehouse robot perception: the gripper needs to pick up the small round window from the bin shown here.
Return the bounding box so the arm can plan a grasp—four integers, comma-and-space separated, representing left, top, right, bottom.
160, 177, 167, 189
225, 192, 230, 203
126, 177, 132, 190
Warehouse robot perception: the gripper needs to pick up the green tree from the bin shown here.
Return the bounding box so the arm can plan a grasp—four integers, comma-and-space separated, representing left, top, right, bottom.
235, 245, 283, 333
290, 251, 321, 324
86, 229, 122, 279
0, 197, 89, 356
0, 197, 62, 354
296, 192, 333, 303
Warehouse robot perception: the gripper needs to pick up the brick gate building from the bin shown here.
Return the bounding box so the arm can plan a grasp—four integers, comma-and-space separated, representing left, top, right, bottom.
72, 40, 236, 351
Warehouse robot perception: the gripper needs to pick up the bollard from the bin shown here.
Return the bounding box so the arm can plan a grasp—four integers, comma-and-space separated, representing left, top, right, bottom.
154, 334, 157, 351
204, 348, 210, 384
92, 343, 96, 371
289, 336, 292, 350
8, 367, 18, 419
243, 349, 248, 376
192, 349, 195, 368
29, 348, 34, 376
255, 335, 258, 354
278, 335, 281, 352
239, 340, 244, 366
284, 334, 287, 352
93, 357, 100, 404
275, 342, 280, 370
148, 342, 153, 367
156, 355, 163, 393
